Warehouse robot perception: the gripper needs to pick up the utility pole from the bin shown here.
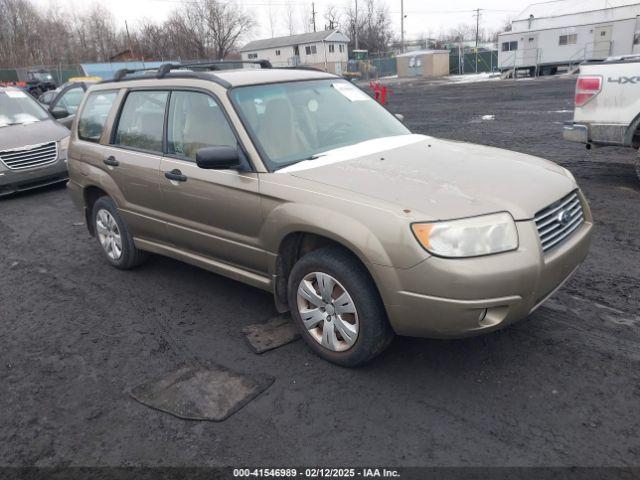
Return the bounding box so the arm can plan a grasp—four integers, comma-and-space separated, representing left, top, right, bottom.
354, 0, 359, 50
401, 0, 405, 53
474, 8, 481, 73
311, 2, 317, 32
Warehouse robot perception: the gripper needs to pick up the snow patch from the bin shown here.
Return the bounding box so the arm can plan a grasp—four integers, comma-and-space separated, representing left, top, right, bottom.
447, 72, 501, 84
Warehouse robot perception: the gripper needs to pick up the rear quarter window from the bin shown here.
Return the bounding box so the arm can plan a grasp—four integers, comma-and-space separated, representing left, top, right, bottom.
78, 91, 118, 143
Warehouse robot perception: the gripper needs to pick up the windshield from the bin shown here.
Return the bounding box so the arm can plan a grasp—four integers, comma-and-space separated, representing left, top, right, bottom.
230, 79, 410, 170
30, 72, 54, 82
0, 89, 50, 127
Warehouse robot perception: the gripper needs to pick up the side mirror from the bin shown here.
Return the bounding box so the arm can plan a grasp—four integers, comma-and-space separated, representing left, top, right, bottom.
394, 113, 405, 122
196, 146, 241, 170
51, 106, 70, 119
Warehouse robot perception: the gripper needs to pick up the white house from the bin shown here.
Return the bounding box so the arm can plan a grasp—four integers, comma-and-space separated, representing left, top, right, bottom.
239, 30, 350, 74
498, 0, 640, 73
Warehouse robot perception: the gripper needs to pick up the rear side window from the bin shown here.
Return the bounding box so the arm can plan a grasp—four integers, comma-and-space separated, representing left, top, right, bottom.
167, 91, 237, 161
113, 91, 168, 153
77, 91, 117, 143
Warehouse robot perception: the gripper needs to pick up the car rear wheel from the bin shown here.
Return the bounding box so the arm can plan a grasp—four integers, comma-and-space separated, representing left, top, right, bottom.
91, 196, 147, 269
636, 151, 640, 182
287, 246, 394, 367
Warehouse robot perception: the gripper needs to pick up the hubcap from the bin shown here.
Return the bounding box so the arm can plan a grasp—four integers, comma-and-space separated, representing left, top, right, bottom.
95, 209, 123, 261
296, 272, 359, 352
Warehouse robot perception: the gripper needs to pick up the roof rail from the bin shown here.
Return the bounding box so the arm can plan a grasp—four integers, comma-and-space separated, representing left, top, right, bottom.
110, 59, 272, 82
112, 66, 163, 82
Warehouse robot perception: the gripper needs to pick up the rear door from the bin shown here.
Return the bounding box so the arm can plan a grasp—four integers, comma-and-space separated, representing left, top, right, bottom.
593, 25, 613, 59
522, 34, 538, 67
158, 90, 266, 274
103, 89, 170, 242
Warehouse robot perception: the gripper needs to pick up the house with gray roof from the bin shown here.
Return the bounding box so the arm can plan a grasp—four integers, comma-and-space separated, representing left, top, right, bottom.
239, 30, 350, 74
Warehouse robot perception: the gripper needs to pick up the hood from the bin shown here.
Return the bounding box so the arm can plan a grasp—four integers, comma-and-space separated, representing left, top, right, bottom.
0, 119, 69, 151
279, 134, 576, 221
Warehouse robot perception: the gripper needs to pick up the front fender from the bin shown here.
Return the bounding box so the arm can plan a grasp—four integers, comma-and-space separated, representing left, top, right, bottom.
261, 202, 428, 270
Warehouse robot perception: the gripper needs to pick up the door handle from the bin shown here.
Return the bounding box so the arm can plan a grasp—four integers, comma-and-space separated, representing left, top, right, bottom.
103, 156, 119, 167
165, 169, 187, 182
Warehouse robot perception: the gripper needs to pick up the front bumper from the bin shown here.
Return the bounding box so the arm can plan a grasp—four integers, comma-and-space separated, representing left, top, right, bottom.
374, 192, 593, 338
0, 150, 68, 196
563, 122, 589, 144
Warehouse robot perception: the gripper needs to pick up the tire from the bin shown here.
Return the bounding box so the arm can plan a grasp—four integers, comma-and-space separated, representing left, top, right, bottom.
91, 196, 147, 269
636, 151, 640, 183
287, 246, 394, 367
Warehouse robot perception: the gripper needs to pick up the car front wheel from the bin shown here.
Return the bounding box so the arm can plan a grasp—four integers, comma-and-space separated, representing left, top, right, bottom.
287, 246, 394, 367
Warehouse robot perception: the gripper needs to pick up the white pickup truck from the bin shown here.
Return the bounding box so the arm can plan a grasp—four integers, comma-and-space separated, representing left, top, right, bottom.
563, 55, 640, 179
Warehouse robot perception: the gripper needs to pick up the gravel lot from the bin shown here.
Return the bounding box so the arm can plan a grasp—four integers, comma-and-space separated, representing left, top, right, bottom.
1, 76, 639, 467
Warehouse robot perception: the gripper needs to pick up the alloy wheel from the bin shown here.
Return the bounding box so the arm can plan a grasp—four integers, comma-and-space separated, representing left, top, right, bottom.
296, 272, 359, 352
96, 209, 123, 261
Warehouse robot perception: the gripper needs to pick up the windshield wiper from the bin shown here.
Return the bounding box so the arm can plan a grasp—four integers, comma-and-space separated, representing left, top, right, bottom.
275, 153, 327, 171
303, 153, 327, 161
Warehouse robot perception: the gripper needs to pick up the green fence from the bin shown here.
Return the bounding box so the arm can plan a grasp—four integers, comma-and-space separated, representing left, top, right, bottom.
0, 69, 19, 82
50, 66, 85, 84
370, 58, 397, 78
449, 51, 498, 75
0, 65, 84, 84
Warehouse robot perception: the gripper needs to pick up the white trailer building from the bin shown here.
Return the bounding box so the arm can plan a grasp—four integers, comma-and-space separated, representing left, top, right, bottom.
239, 30, 350, 75
498, 0, 640, 74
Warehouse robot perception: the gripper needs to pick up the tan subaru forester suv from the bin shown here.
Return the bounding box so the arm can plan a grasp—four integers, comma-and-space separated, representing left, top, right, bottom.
67, 62, 593, 366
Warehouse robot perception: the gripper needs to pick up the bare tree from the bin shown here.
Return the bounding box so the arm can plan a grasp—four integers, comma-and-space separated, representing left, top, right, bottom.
267, 0, 276, 38
324, 4, 341, 30
189, 0, 255, 59
344, 0, 392, 54
299, 3, 313, 33
0, 0, 256, 68
285, 3, 297, 35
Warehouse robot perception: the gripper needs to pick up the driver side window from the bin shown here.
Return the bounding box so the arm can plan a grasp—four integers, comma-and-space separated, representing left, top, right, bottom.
56, 86, 85, 114
167, 91, 237, 161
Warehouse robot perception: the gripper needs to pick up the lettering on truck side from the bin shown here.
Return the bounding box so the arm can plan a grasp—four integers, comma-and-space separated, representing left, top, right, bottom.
608, 76, 640, 84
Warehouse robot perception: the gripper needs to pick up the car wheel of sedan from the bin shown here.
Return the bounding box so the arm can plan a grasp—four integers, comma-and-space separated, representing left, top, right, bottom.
287, 246, 394, 367
636, 152, 640, 183
92, 196, 147, 270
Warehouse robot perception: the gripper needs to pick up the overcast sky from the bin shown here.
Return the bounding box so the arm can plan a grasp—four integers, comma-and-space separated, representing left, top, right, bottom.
34, 0, 535, 42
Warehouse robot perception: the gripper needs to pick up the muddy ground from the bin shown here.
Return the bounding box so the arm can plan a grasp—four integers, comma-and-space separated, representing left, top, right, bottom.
1, 76, 639, 467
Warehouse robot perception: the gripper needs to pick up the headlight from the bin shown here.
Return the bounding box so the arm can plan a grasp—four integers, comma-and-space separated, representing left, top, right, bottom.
411, 212, 519, 258
58, 136, 70, 151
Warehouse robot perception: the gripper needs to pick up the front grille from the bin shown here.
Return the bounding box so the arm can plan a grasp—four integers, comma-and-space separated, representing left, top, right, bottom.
534, 190, 585, 253
0, 142, 58, 170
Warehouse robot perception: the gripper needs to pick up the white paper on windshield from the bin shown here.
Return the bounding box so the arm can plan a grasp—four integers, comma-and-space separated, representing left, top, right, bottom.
332, 82, 371, 102
5, 90, 27, 98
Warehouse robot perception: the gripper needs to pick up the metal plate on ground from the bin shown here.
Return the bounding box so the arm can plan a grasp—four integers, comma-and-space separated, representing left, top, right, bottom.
131, 364, 274, 421
242, 315, 300, 354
